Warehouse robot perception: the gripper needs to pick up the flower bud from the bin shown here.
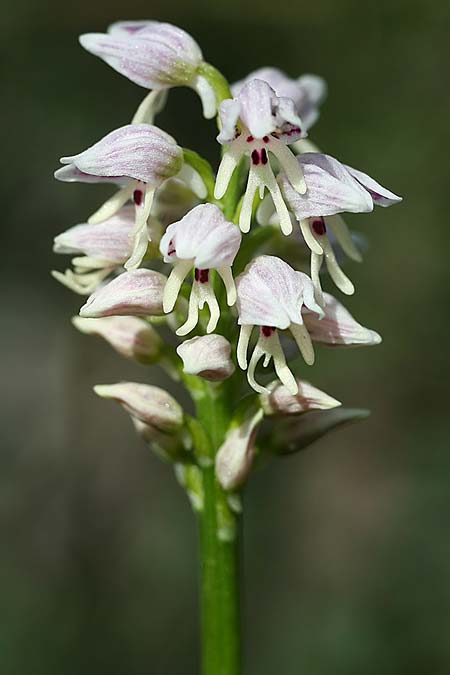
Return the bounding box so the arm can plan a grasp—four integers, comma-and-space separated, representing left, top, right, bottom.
260, 379, 341, 416
94, 382, 183, 433
131, 416, 191, 462
303, 293, 382, 346
268, 408, 370, 455
215, 409, 263, 491
177, 334, 235, 381
72, 315, 162, 363
79, 269, 166, 318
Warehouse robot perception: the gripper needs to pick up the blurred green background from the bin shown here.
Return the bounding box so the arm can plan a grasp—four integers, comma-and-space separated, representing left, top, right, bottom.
2, 0, 450, 673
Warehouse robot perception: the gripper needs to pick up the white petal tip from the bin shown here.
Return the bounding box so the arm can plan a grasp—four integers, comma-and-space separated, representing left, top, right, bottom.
369, 330, 382, 345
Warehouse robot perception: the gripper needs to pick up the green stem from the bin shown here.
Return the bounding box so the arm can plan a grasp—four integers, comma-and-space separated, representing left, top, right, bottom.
194, 381, 241, 675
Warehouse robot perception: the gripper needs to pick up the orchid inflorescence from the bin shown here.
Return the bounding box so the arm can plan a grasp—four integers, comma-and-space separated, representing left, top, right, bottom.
53, 20, 401, 494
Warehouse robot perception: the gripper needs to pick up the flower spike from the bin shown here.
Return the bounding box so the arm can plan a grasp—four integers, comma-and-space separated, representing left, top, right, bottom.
236, 255, 323, 395
80, 21, 217, 119
160, 204, 241, 336
214, 79, 308, 235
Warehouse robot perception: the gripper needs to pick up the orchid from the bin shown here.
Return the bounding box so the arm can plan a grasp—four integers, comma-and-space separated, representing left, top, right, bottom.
53, 21, 402, 675
272, 153, 402, 300
159, 203, 241, 335
214, 79, 308, 235
236, 255, 324, 394
55, 123, 206, 271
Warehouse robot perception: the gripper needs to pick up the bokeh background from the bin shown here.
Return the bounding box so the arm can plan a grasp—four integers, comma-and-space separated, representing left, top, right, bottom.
2, 0, 450, 673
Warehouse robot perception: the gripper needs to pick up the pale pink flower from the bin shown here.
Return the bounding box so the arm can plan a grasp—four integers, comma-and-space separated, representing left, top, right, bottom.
236, 255, 323, 395
160, 204, 241, 335
214, 79, 308, 235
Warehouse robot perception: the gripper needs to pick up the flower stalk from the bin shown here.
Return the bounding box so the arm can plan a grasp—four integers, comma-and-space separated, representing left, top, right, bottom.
188, 379, 241, 675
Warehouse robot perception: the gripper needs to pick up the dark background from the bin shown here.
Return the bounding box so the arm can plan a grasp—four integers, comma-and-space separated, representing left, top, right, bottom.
2, 1, 450, 673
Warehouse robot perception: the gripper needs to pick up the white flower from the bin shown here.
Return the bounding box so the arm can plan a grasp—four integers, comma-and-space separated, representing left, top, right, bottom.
159, 204, 241, 336
177, 334, 235, 381
55, 124, 206, 271
231, 67, 327, 131
80, 21, 217, 118
274, 153, 402, 301
214, 79, 308, 235
236, 255, 323, 395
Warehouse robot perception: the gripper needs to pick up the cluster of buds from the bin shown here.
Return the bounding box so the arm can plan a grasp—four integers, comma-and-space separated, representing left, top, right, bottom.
53, 20, 401, 498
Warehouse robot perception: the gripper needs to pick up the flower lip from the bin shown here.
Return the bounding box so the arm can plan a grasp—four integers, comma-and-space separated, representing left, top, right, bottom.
55, 124, 183, 186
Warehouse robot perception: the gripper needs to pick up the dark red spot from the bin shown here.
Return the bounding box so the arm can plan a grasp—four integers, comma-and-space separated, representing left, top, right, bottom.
263, 136, 270, 143
311, 218, 326, 236
261, 326, 275, 338
133, 189, 143, 206
261, 148, 268, 165
195, 268, 209, 283
246, 135, 254, 143
167, 239, 176, 256
251, 149, 260, 165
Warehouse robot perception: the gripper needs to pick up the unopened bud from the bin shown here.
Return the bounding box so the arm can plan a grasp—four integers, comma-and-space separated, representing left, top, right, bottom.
94, 382, 183, 433
79, 269, 166, 318
177, 334, 235, 381
260, 379, 341, 416
72, 315, 162, 363
215, 409, 263, 491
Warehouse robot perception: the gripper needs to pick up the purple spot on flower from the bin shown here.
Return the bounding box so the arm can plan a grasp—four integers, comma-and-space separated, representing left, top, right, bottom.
195, 268, 209, 283
246, 135, 254, 143
133, 189, 143, 206
263, 136, 270, 143
311, 218, 326, 236
261, 326, 275, 338
261, 148, 268, 165
167, 239, 176, 256
251, 149, 260, 165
